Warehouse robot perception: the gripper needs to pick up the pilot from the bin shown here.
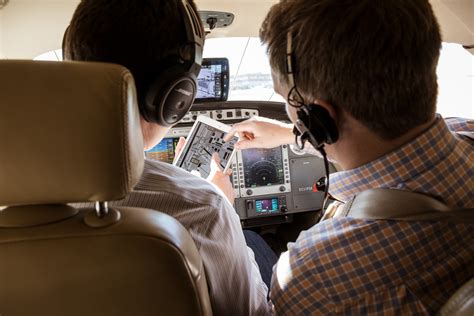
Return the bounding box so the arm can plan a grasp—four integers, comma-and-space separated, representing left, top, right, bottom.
62, 0, 270, 315
225, 0, 474, 314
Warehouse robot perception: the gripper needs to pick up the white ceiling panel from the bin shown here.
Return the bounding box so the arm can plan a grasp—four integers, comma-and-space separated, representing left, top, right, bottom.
0, 0, 472, 58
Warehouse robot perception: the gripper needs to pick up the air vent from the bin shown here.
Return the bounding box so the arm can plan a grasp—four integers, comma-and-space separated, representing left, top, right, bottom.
199, 11, 234, 30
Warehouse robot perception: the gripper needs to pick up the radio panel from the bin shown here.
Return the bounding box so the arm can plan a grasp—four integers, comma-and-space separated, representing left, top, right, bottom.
245, 196, 288, 217
181, 108, 259, 123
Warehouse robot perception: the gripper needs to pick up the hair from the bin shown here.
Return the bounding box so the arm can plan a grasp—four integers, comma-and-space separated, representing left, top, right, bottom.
261, 0, 442, 140
63, 0, 199, 100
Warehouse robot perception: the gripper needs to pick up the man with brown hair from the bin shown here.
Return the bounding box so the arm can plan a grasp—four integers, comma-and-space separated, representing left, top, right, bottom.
226, 0, 474, 314
63, 0, 270, 315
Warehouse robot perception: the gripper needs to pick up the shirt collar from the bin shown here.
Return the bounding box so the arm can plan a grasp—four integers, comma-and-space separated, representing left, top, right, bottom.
329, 116, 457, 202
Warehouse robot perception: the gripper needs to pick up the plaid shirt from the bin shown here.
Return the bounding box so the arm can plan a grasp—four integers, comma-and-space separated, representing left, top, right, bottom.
270, 117, 474, 315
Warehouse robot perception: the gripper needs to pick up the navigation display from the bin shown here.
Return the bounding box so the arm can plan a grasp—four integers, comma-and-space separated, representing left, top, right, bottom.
145, 137, 179, 164
242, 148, 285, 188
256, 198, 279, 213
174, 117, 238, 178
195, 58, 229, 103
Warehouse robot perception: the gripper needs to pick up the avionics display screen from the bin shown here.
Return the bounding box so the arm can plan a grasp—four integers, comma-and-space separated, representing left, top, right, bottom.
145, 137, 179, 164
255, 198, 279, 214
195, 58, 229, 103
242, 147, 285, 188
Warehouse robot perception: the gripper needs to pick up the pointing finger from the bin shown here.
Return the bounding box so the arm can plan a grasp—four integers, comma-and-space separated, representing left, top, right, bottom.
224, 122, 254, 142
235, 138, 262, 150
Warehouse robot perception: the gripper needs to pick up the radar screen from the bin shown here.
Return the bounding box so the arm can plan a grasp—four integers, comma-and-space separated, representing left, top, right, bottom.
145, 137, 179, 164
175, 121, 238, 178
241, 147, 285, 188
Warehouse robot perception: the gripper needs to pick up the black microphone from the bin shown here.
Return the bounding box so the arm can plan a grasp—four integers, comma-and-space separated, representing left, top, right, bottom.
293, 126, 309, 150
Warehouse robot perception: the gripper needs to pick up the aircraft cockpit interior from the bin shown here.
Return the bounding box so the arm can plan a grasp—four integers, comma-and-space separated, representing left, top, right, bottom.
0, 0, 472, 315
145, 57, 332, 228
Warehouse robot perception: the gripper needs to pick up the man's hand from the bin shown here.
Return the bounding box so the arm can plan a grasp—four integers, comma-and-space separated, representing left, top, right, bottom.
208, 153, 235, 205
172, 137, 186, 164
224, 116, 294, 150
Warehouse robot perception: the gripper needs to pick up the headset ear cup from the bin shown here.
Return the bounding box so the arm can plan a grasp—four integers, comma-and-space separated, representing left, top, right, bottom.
299, 105, 339, 147
141, 65, 197, 127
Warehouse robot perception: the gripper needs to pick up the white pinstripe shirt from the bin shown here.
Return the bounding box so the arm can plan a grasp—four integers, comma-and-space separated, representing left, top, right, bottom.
80, 159, 271, 315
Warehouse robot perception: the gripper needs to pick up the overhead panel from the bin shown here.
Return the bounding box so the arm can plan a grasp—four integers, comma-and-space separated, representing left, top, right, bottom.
196, 0, 277, 38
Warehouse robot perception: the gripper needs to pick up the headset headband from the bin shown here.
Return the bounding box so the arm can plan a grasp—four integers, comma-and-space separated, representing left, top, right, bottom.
286, 31, 295, 87
180, 0, 204, 76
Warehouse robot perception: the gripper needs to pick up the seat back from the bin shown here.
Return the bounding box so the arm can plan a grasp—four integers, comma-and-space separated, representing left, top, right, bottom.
0, 60, 212, 316
438, 279, 474, 316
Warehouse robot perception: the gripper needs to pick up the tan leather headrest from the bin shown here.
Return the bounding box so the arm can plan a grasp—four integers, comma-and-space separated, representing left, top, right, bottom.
0, 60, 144, 206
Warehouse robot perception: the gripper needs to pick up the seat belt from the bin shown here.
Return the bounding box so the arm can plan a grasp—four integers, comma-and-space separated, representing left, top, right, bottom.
337, 188, 474, 224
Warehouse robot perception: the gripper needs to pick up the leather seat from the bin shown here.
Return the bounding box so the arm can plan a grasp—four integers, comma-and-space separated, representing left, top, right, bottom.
0, 60, 212, 316
438, 278, 474, 316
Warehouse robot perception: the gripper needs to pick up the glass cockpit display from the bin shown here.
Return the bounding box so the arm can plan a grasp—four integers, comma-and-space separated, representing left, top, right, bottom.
195, 58, 229, 103
241, 148, 285, 188
255, 198, 279, 213
145, 137, 179, 164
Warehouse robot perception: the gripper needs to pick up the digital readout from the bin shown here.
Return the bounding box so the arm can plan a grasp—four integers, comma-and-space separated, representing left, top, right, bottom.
255, 198, 279, 213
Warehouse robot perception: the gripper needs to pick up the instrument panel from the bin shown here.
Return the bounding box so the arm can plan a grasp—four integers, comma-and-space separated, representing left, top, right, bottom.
146, 101, 330, 227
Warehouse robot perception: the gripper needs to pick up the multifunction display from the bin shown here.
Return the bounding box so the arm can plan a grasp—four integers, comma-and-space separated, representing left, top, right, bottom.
145, 137, 179, 164
241, 148, 285, 188
195, 58, 229, 103
236, 145, 291, 198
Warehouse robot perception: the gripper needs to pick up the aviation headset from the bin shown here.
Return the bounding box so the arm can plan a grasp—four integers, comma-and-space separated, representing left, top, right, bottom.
286, 31, 339, 209
285, 32, 339, 150
63, 0, 204, 127
142, 0, 204, 126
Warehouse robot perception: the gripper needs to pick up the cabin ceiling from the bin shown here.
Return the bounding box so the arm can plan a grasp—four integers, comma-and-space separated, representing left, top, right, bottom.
0, 0, 472, 58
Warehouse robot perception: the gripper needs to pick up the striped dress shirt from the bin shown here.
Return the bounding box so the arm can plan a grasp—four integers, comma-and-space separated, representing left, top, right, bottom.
270, 117, 474, 315
78, 160, 270, 316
